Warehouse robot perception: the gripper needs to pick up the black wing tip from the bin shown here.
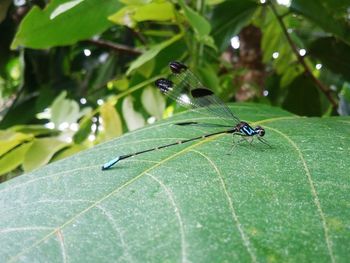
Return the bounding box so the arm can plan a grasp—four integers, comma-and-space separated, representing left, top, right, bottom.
175, 121, 199, 126
155, 78, 173, 92
169, 61, 188, 74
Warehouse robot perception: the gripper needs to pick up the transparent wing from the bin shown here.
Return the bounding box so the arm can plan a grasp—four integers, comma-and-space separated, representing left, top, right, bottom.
155, 62, 240, 126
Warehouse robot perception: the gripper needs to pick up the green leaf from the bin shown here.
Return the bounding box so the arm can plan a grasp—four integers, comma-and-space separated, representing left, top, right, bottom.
99, 102, 122, 141
122, 96, 145, 130
0, 0, 11, 24
10, 124, 59, 136
1, 103, 349, 261
126, 33, 182, 75
49, 0, 84, 19
177, 0, 211, 37
282, 74, 322, 116
0, 131, 33, 157
73, 115, 93, 144
290, 0, 350, 45
0, 142, 32, 176
197, 64, 221, 94
51, 144, 88, 162
22, 138, 69, 172
0, 96, 38, 129
308, 37, 350, 82
211, 0, 258, 51
108, 1, 175, 28
51, 91, 91, 127
260, 12, 302, 87
141, 86, 165, 119
11, 0, 121, 49
339, 82, 350, 115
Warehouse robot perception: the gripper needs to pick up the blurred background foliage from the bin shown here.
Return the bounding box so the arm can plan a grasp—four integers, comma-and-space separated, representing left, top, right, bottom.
0, 0, 350, 181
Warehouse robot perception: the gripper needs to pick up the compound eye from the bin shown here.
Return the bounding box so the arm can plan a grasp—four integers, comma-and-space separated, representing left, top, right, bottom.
256, 126, 265, 137
258, 128, 265, 137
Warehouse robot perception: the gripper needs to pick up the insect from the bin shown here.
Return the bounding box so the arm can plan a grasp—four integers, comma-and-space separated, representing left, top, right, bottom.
102, 61, 269, 170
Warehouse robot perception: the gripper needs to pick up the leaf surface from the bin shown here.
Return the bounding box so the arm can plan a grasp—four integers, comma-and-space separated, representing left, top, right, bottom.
0, 104, 349, 262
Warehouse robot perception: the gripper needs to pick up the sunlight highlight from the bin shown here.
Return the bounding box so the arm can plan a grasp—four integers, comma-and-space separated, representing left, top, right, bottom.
230, 36, 240, 49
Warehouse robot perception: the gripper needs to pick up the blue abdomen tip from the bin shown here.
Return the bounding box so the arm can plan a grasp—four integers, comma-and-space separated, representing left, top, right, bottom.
101, 157, 120, 170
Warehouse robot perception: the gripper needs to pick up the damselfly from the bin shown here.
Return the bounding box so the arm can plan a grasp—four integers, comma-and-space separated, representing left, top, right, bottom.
102, 61, 269, 170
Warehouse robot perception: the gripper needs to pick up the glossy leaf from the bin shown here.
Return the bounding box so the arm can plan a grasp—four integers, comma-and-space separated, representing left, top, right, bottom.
290, 0, 350, 45
282, 75, 322, 116
0, 104, 349, 262
50, 0, 84, 19
11, 0, 121, 49
308, 37, 350, 82
211, 0, 258, 51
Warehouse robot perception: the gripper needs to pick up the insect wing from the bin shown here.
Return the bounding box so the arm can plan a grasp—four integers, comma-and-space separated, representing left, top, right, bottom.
159, 62, 240, 125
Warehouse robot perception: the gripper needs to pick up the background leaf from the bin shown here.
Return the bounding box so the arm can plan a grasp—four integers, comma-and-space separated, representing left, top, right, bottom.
177, 0, 211, 37
108, 1, 175, 28
22, 137, 69, 172
0, 131, 33, 156
290, 0, 350, 45
126, 34, 182, 75
122, 96, 145, 131
141, 86, 165, 120
308, 37, 350, 82
0, 142, 32, 176
282, 74, 322, 116
211, 0, 258, 51
0, 0, 11, 24
1, 104, 349, 262
11, 0, 121, 49
50, 0, 84, 19
99, 102, 122, 141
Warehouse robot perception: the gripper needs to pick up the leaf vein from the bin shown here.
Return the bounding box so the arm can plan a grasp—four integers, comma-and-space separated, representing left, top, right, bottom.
190, 149, 257, 263
146, 172, 188, 263
55, 228, 67, 263
267, 126, 335, 263
95, 204, 133, 262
